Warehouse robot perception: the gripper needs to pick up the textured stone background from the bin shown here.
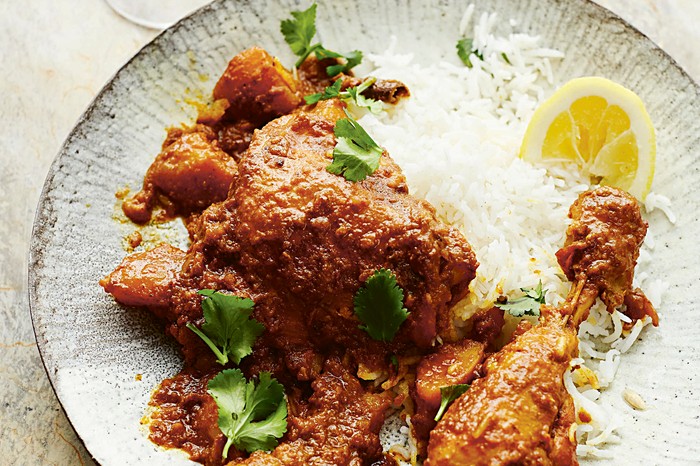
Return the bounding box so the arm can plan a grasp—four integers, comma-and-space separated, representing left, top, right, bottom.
1, 1, 696, 464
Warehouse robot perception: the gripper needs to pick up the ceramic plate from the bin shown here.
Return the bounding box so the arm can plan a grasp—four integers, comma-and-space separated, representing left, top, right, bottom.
29, 0, 700, 464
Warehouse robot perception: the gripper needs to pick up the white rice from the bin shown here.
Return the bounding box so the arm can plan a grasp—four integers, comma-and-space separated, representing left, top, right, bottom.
365, 7, 671, 461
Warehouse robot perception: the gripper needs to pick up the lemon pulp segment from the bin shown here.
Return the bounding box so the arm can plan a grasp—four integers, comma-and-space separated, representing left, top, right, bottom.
520, 77, 655, 200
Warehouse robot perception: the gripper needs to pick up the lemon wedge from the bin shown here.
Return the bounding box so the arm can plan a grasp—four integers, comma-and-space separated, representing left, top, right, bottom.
519, 77, 655, 200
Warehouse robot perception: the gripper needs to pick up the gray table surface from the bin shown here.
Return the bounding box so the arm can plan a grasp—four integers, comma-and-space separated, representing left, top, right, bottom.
1, 1, 697, 464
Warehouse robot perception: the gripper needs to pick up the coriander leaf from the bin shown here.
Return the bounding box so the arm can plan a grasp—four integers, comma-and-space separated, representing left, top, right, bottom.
304, 79, 342, 104
353, 76, 375, 95
456, 38, 474, 67
334, 112, 380, 152
280, 4, 317, 60
501, 52, 511, 65
353, 269, 409, 342
456, 38, 483, 68
346, 78, 383, 114
495, 280, 547, 317
328, 137, 380, 181
305, 78, 382, 113
313, 45, 343, 60
327, 111, 383, 182
326, 49, 363, 77
434, 384, 470, 422
209, 369, 288, 458
280, 5, 363, 74
186, 290, 264, 366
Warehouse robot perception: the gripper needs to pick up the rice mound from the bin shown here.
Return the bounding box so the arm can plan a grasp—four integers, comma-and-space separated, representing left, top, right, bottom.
364, 6, 671, 461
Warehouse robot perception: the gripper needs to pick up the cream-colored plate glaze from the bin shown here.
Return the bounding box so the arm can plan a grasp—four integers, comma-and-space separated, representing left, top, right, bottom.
29, 0, 699, 464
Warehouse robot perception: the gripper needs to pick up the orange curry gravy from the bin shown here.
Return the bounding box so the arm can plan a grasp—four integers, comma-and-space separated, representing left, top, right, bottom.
101, 47, 490, 465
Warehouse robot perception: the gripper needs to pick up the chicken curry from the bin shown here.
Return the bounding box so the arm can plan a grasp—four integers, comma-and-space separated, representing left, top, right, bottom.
100, 13, 658, 466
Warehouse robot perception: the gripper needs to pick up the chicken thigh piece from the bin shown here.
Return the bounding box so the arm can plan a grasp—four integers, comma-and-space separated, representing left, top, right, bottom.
426, 187, 655, 466
181, 98, 478, 351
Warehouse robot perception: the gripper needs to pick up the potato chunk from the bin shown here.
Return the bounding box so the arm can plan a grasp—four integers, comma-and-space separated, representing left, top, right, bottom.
148, 129, 236, 210
122, 127, 237, 223
213, 47, 301, 123
411, 339, 486, 454
100, 244, 185, 308
416, 339, 485, 411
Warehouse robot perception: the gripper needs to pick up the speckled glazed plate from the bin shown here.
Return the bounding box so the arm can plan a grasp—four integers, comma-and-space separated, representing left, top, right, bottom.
29, 0, 700, 465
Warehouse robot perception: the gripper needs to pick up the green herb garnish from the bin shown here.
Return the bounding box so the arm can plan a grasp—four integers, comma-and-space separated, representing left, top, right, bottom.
495, 280, 547, 317
186, 290, 264, 366
280, 3, 362, 76
456, 38, 484, 68
208, 369, 287, 457
280, 3, 317, 61
305, 79, 343, 104
345, 78, 383, 113
325, 49, 363, 77
390, 354, 399, 371
353, 269, 409, 342
305, 77, 383, 113
501, 52, 511, 65
434, 384, 470, 422
327, 110, 384, 182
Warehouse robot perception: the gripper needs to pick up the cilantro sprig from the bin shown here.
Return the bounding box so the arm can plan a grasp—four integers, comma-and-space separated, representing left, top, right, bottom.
186, 290, 264, 366
305, 77, 383, 113
280, 4, 317, 60
495, 280, 547, 317
281, 3, 362, 76
305, 79, 343, 104
434, 384, 470, 422
353, 269, 409, 342
456, 38, 484, 68
327, 110, 384, 182
208, 369, 287, 457
323, 49, 363, 77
